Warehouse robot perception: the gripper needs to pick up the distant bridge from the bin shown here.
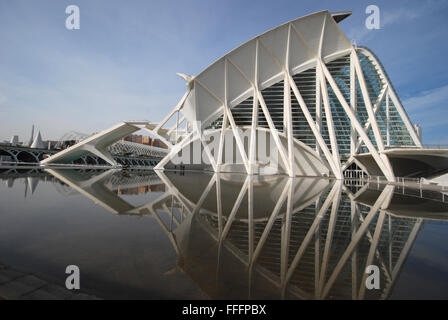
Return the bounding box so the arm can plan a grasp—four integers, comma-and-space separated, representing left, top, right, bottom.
1, 136, 168, 167
0, 145, 57, 163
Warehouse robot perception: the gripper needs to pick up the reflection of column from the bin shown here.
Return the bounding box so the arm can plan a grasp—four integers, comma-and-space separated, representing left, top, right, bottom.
7, 178, 14, 188
114, 170, 425, 300
247, 175, 254, 299
250, 178, 292, 269
247, 174, 254, 263
24, 178, 28, 198
314, 196, 321, 299
282, 181, 342, 297
46, 169, 132, 214
320, 185, 395, 299
215, 173, 223, 296
380, 218, 423, 299
351, 201, 358, 300
358, 211, 386, 299
319, 184, 341, 295
221, 176, 250, 241
280, 178, 294, 285
388, 215, 392, 275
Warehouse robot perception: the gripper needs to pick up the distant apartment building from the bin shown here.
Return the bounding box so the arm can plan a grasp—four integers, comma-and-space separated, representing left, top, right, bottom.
116, 184, 165, 195
121, 134, 168, 149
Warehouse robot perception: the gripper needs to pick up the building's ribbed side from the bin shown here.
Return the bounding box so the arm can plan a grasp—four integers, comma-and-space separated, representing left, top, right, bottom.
207, 47, 416, 168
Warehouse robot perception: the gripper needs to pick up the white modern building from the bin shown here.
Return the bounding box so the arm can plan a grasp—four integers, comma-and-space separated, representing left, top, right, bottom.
42, 10, 448, 182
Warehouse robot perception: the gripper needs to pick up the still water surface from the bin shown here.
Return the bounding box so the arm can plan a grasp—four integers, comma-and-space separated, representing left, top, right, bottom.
1, 167, 448, 299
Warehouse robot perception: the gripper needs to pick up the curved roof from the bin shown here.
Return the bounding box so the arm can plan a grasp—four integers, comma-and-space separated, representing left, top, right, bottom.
180, 10, 353, 127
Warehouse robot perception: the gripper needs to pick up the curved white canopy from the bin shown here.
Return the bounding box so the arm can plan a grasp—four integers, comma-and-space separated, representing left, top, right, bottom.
180, 10, 353, 127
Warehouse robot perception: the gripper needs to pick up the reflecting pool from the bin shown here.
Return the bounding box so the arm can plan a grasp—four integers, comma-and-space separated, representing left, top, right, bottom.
1, 167, 448, 299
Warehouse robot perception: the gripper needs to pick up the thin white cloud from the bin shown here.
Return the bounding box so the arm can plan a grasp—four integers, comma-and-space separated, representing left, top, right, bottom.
402, 84, 448, 144
0, 93, 6, 106
347, 6, 423, 42
403, 85, 448, 113
382, 8, 418, 26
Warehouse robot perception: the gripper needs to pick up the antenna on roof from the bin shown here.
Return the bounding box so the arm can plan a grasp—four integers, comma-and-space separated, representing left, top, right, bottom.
177, 73, 194, 83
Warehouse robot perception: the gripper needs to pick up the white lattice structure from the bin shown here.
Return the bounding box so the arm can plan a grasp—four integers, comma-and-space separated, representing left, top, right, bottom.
153, 10, 448, 181
42, 10, 448, 179
109, 140, 168, 159
42, 121, 169, 166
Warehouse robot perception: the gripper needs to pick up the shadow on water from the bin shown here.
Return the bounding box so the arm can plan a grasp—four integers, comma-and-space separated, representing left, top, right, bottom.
1, 167, 448, 299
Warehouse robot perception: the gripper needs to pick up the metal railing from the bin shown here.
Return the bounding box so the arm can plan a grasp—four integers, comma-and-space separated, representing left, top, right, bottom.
345, 174, 448, 203
421, 144, 448, 150
382, 144, 448, 150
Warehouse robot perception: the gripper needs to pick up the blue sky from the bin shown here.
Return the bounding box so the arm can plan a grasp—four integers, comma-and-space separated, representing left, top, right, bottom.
0, 0, 447, 144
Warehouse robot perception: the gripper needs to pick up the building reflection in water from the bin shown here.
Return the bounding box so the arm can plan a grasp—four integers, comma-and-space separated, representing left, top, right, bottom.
8, 168, 448, 299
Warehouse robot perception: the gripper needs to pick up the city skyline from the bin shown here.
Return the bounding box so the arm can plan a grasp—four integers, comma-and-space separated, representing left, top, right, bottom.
1, 0, 448, 144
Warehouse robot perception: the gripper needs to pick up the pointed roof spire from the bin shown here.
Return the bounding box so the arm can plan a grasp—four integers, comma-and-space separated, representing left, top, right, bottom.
28, 177, 39, 194
27, 125, 35, 147
30, 131, 45, 149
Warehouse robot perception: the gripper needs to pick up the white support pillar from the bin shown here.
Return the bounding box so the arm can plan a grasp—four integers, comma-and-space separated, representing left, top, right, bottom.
350, 55, 357, 155
216, 107, 228, 172
249, 89, 258, 174
82, 144, 117, 166
316, 60, 322, 156
199, 130, 218, 172
386, 89, 390, 147
248, 39, 261, 175
167, 116, 185, 137
256, 38, 292, 176
357, 48, 422, 148
284, 25, 294, 174
216, 174, 223, 237
318, 63, 341, 174
352, 85, 388, 154
224, 58, 251, 174
352, 51, 395, 180
287, 72, 342, 179
320, 61, 395, 181
154, 131, 194, 170
284, 73, 294, 176
154, 90, 190, 133
257, 88, 292, 176
351, 50, 385, 151
387, 88, 422, 147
